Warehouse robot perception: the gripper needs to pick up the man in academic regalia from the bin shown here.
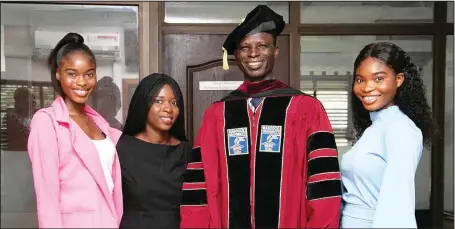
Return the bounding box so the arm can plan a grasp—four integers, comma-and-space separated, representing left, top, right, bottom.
180, 5, 341, 228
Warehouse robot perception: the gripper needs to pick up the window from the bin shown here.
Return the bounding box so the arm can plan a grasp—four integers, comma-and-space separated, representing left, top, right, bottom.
300, 1, 434, 23
165, 2, 289, 23
300, 35, 433, 154
301, 71, 350, 148
0, 80, 55, 150
1, 2, 140, 141
0, 3, 140, 227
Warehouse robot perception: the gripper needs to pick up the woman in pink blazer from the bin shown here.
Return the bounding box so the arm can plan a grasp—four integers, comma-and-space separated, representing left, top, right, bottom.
27, 32, 123, 228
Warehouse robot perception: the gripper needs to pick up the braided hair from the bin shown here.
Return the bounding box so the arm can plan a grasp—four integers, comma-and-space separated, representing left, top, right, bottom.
47, 32, 96, 96
351, 42, 436, 146
123, 73, 187, 142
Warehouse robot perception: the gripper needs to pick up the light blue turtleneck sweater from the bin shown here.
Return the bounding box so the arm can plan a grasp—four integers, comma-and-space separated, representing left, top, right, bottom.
340, 105, 423, 228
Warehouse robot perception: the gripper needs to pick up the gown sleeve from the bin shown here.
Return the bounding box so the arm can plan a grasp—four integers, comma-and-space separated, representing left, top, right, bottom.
303, 98, 342, 228
180, 107, 215, 228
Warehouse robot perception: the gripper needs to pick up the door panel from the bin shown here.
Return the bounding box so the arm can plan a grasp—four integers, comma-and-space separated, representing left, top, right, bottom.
188, 59, 243, 141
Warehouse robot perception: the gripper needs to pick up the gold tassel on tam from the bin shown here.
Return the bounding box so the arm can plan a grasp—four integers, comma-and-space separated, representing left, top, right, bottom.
221, 18, 244, 71
222, 47, 229, 70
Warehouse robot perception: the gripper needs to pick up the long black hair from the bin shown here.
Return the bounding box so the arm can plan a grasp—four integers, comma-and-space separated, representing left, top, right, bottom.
47, 32, 96, 96
122, 73, 187, 142
351, 42, 435, 146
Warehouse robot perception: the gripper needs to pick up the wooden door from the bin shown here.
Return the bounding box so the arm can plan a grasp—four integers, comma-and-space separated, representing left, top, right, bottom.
163, 34, 290, 143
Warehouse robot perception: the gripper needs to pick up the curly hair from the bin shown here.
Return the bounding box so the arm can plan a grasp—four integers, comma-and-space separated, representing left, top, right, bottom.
351, 42, 435, 146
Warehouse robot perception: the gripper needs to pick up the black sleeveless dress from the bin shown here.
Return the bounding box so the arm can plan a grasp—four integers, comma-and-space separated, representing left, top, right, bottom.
116, 134, 191, 229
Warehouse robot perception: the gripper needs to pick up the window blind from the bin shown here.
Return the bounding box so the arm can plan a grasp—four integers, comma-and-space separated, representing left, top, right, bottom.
301, 71, 351, 147
0, 80, 55, 150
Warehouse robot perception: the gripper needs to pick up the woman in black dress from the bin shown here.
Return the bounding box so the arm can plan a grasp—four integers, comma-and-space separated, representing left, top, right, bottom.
116, 73, 191, 228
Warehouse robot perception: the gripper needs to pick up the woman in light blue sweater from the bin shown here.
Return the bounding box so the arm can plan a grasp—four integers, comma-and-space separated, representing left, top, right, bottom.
340, 42, 435, 228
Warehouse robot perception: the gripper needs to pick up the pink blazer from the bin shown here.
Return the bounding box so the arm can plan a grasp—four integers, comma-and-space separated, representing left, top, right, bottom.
27, 96, 123, 228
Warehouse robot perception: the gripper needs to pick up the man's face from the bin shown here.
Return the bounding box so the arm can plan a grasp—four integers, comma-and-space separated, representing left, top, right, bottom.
234, 32, 279, 82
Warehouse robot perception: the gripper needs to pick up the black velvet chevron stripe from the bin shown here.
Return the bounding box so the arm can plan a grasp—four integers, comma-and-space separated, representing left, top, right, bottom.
307, 156, 340, 177
307, 131, 337, 153
181, 189, 208, 205
189, 147, 202, 163
255, 96, 292, 228
307, 179, 342, 200
183, 169, 205, 183
224, 99, 251, 228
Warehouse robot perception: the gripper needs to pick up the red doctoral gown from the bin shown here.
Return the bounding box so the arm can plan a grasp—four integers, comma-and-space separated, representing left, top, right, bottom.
181, 80, 342, 228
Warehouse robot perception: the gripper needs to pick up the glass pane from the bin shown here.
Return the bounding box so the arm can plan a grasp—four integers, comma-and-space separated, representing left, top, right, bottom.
0, 3, 139, 227
448, 1, 454, 23
444, 35, 454, 214
300, 35, 433, 209
165, 2, 289, 23
301, 1, 433, 23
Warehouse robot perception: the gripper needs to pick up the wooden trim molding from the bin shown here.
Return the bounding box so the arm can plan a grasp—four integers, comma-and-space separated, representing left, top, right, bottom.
121, 78, 139, 123
444, 23, 454, 35
430, 2, 447, 228
138, 2, 150, 79
147, 2, 160, 76
289, 1, 301, 89
162, 24, 292, 35
157, 2, 165, 73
